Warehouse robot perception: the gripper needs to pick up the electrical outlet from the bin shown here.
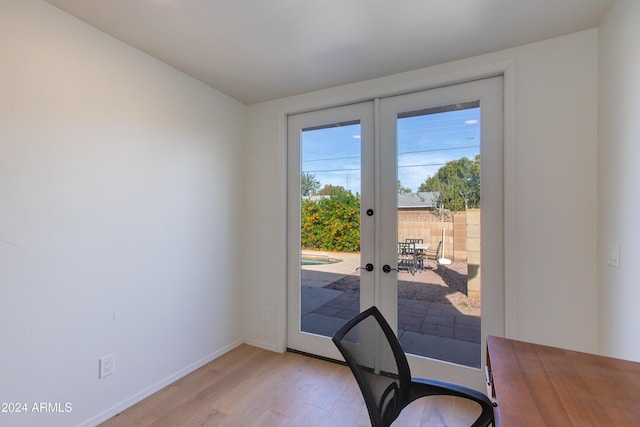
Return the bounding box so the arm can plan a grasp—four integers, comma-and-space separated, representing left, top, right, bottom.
99, 354, 115, 378
261, 307, 270, 322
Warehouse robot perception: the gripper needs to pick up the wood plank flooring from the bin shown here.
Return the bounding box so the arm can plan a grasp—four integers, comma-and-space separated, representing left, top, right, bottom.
98, 344, 480, 427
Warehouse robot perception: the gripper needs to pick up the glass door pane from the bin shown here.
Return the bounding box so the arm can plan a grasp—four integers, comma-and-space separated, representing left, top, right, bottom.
299, 121, 362, 337
396, 102, 481, 368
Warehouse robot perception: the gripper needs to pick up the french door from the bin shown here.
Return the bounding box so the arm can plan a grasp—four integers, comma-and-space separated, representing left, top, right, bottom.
287, 101, 375, 361
287, 77, 504, 389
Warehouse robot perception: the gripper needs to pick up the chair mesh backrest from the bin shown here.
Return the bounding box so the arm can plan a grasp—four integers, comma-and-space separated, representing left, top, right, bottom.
333, 307, 411, 426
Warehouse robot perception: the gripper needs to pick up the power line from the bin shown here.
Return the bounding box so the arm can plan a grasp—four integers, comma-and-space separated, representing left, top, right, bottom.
302, 145, 478, 163
398, 162, 447, 169
303, 167, 362, 173
398, 145, 478, 156
303, 162, 449, 174
303, 155, 360, 163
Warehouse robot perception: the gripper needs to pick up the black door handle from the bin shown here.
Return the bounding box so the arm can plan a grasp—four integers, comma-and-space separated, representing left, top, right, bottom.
356, 263, 374, 272
383, 265, 399, 273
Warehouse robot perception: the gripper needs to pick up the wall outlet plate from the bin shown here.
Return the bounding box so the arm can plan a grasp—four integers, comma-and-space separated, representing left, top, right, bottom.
99, 354, 115, 378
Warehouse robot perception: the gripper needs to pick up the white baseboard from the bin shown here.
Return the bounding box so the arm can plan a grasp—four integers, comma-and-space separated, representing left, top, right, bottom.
243, 338, 284, 353
79, 339, 244, 427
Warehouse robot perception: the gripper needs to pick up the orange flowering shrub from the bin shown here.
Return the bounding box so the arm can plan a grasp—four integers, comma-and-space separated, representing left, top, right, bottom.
301, 192, 360, 252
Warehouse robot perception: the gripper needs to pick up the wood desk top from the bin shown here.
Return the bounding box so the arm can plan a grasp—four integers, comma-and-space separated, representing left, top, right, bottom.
486, 336, 640, 426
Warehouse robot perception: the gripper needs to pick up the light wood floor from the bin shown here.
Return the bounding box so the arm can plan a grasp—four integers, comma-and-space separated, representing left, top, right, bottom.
98, 344, 480, 427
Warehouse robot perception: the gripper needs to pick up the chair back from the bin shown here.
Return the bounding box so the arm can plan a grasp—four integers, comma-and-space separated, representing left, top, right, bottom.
426, 240, 443, 260
397, 241, 417, 271
332, 307, 412, 427
335, 307, 495, 427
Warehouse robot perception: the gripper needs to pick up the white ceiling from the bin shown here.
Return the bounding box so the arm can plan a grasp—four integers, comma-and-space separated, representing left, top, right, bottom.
44, 0, 613, 105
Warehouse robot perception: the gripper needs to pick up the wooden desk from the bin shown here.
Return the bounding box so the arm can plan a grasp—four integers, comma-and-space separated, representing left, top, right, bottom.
486, 335, 640, 426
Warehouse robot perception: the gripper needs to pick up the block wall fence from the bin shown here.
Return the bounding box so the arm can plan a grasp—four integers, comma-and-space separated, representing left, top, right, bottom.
397, 208, 481, 262
398, 208, 481, 298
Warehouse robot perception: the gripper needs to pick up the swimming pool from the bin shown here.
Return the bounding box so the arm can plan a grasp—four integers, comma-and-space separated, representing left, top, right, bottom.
301, 254, 342, 266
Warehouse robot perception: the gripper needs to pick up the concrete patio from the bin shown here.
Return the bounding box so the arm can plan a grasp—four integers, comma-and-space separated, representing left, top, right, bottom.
300, 251, 481, 368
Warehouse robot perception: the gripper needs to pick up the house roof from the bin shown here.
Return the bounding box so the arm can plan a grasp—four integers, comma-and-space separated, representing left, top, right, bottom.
397, 192, 438, 209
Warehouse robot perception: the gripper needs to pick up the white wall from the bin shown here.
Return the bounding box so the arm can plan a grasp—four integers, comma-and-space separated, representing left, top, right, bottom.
0, 1, 247, 426
245, 29, 599, 355
598, 0, 640, 361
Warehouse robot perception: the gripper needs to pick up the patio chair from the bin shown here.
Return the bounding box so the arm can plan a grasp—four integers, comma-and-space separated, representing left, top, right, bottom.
425, 240, 443, 262
332, 306, 494, 427
397, 242, 417, 272
406, 238, 425, 269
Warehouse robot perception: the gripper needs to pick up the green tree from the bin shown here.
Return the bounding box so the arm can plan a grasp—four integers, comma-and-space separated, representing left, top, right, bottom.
418, 155, 480, 211
301, 172, 321, 196
317, 184, 349, 196
397, 180, 412, 194
301, 190, 360, 252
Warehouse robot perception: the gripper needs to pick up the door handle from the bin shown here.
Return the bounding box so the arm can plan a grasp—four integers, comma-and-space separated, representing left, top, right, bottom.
382, 264, 399, 273
356, 263, 374, 272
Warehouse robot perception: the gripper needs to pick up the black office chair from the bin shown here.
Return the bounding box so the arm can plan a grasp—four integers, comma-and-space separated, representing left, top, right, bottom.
332, 306, 494, 427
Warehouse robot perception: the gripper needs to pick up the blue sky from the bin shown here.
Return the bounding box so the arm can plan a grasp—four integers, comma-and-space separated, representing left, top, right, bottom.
301, 107, 479, 194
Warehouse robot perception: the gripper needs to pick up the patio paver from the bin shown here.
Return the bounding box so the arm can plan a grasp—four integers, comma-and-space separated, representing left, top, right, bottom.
300, 251, 481, 368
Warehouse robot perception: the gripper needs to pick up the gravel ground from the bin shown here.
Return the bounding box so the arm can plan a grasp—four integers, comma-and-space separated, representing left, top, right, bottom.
324, 262, 480, 315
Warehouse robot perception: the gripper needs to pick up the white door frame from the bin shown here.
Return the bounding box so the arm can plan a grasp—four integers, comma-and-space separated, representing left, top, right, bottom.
281, 61, 517, 392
